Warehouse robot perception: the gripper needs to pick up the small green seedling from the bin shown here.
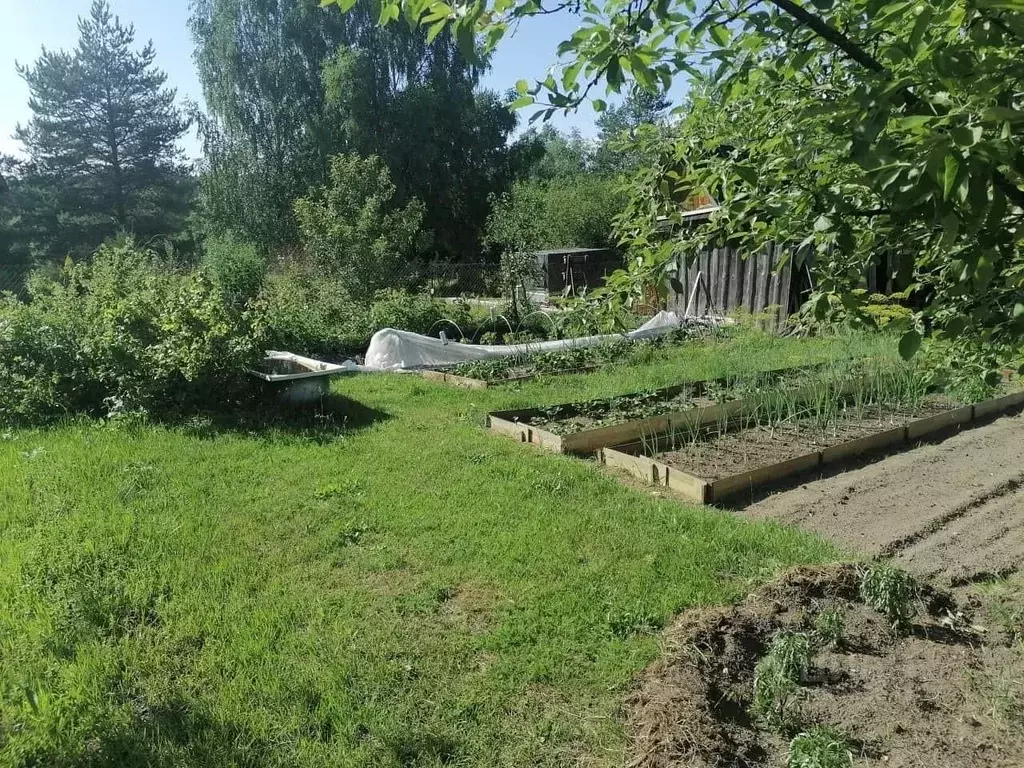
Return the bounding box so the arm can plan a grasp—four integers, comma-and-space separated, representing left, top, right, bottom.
769, 630, 812, 682
750, 631, 813, 730
812, 608, 846, 649
860, 564, 918, 633
788, 725, 854, 768
751, 655, 801, 731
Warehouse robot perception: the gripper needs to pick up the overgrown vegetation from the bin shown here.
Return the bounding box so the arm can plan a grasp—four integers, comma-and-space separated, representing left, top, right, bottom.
860, 564, 919, 634
0, 239, 260, 423
202, 234, 268, 307
787, 726, 854, 768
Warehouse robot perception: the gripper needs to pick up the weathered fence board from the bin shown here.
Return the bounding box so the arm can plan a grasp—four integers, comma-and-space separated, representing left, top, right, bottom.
670, 244, 797, 319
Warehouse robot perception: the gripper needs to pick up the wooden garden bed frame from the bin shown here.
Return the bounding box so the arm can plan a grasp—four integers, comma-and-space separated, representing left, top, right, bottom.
486, 362, 836, 454
598, 390, 1024, 504
420, 369, 491, 389
421, 364, 602, 389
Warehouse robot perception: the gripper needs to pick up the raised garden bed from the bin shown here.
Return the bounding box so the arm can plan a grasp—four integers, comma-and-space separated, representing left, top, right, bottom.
423, 327, 705, 388
600, 389, 1024, 504
487, 363, 839, 454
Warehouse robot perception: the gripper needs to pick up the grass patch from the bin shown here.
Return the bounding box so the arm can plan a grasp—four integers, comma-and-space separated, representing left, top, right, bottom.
0, 329, 872, 766
788, 726, 853, 768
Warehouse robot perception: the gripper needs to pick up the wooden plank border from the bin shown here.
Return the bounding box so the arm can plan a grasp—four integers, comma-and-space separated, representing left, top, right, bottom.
600, 390, 1024, 504
420, 369, 490, 389
422, 364, 606, 389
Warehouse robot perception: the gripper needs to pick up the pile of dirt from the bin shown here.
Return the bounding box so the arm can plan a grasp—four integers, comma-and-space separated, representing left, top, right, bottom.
627, 564, 1024, 768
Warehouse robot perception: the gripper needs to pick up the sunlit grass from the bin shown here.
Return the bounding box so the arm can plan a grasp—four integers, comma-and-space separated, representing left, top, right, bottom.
0, 329, 879, 767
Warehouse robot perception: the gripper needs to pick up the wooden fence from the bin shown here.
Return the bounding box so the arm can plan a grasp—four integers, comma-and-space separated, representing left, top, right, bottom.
667, 243, 800, 319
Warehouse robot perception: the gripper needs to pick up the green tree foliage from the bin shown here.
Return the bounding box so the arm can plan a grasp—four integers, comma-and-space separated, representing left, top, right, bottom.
0, 157, 19, 267
325, 0, 1024, 381
201, 234, 267, 306
523, 125, 594, 182
15, 1, 190, 260
191, 0, 528, 259
322, 48, 530, 261
189, 0, 349, 250
487, 176, 626, 256
594, 86, 670, 175
294, 154, 425, 295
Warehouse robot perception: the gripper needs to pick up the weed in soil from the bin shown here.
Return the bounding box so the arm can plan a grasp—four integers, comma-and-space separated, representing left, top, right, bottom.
768, 630, 813, 682
627, 563, 1024, 768
811, 608, 845, 650
787, 725, 853, 768
751, 654, 803, 731
860, 564, 918, 634
750, 631, 813, 730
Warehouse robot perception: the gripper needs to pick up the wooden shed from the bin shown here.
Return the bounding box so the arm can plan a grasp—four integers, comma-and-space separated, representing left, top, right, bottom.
533, 247, 623, 297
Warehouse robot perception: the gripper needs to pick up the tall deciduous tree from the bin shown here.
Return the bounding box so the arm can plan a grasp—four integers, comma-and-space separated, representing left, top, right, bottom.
15, 0, 190, 259
325, 0, 1024, 382
522, 125, 594, 182
191, 0, 529, 260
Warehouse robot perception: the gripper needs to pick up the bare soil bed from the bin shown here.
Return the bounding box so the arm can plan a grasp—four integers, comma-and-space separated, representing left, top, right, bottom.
628, 564, 1024, 768
741, 410, 1024, 587
654, 400, 955, 481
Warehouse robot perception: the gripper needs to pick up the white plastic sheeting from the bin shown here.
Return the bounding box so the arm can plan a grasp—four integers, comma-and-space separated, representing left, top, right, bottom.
362, 310, 727, 371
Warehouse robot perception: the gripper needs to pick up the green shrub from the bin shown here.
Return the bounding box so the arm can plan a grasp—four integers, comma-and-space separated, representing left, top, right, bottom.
863, 301, 913, 329
367, 290, 470, 337
788, 726, 853, 768
0, 294, 97, 421
0, 238, 261, 423
201, 234, 267, 306
294, 154, 425, 295
860, 564, 918, 633
252, 256, 368, 358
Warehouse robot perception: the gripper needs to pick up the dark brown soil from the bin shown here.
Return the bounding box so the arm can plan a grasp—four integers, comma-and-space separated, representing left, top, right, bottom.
628, 564, 1024, 768
655, 401, 954, 480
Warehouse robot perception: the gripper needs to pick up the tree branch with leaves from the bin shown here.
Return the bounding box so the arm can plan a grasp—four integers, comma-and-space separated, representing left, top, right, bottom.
320, 0, 1024, 384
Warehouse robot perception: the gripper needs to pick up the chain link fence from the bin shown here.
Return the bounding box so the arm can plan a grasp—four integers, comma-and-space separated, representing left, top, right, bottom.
0, 264, 30, 298
418, 262, 502, 298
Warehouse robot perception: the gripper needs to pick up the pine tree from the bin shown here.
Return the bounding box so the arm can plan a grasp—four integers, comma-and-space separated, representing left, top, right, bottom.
15, 0, 189, 258
594, 87, 671, 175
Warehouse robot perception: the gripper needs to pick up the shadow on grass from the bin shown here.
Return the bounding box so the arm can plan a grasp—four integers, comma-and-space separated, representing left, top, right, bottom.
42, 699, 277, 768
174, 392, 391, 444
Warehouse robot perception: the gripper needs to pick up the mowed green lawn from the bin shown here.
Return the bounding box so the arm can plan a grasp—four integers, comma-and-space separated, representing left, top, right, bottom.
0, 330, 884, 767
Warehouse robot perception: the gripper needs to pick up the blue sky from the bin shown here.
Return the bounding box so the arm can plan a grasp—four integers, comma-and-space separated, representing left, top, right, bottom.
0, 0, 658, 160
